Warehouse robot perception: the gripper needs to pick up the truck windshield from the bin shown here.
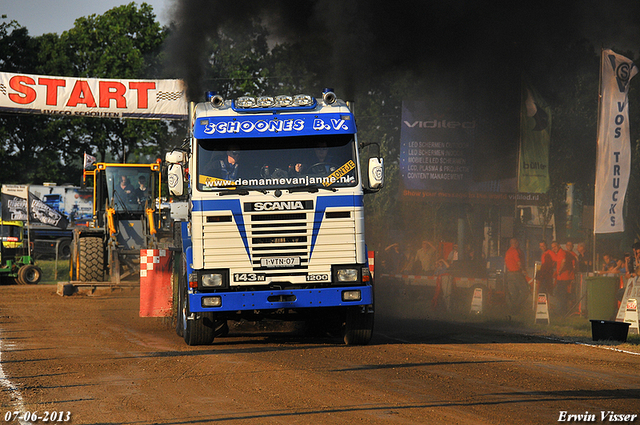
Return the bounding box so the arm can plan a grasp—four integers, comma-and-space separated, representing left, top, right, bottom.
105, 167, 152, 212
196, 134, 358, 191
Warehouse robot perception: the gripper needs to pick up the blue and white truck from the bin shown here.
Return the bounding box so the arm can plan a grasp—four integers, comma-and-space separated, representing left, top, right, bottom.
165, 89, 384, 345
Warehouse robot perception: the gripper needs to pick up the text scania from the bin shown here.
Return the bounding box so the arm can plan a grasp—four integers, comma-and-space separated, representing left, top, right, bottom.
254, 201, 304, 211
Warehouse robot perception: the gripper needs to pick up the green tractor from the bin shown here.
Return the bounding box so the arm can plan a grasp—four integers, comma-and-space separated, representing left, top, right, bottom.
0, 220, 42, 284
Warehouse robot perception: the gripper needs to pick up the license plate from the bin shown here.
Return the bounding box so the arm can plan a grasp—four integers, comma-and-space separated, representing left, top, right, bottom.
260, 257, 301, 268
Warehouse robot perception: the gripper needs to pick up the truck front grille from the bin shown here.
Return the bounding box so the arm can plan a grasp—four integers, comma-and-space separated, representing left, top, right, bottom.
249, 212, 309, 273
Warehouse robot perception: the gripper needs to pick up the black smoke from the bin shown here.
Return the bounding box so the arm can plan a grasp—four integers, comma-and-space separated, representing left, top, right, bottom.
165, 0, 640, 102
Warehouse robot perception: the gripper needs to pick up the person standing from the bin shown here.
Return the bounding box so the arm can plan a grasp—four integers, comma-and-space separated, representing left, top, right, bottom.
414, 240, 436, 275
626, 242, 640, 278
576, 242, 591, 273
565, 241, 579, 310
447, 244, 459, 263
504, 238, 529, 313
551, 241, 574, 315
537, 241, 555, 295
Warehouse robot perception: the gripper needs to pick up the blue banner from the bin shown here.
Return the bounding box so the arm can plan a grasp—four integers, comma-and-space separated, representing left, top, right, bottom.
194, 113, 356, 139
400, 101, 476, 192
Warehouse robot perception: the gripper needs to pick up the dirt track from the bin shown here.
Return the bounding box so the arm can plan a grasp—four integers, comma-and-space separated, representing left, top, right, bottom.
0, 284, 639, 425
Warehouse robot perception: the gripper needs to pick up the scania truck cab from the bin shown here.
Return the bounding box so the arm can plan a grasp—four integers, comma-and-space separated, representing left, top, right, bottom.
166, 89, 383, 345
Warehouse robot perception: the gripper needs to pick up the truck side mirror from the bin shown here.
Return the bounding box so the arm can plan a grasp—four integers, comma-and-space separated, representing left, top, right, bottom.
165, 150, 186, 163
368, 157, 384, 191
167, 163, 184, 197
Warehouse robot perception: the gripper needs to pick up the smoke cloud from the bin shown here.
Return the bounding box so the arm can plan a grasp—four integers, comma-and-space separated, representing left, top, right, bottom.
165, 0, 639, 102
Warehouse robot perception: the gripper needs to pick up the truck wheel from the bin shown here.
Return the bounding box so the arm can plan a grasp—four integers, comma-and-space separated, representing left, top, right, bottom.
343, 306, 374, 346
182, 285, 215, 346
77, 237, 104, 282
58, 240, 71, 259
18, 265, 42, 285
175, 254, 186, 337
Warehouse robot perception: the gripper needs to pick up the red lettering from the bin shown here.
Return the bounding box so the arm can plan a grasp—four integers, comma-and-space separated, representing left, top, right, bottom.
99, 81, 127, 108
8, 76, 37, 104
66, 80, 97, 107
129, 82, 155, 109
38, 78, 66, 105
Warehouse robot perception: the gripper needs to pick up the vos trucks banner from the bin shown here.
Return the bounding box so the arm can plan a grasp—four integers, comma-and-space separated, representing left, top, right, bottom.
1, 185, 69, 229
0, 71, 188, 120
594, 49, 637, 233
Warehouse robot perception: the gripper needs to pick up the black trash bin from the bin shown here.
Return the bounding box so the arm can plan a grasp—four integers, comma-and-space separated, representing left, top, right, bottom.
590, 320, 630, 342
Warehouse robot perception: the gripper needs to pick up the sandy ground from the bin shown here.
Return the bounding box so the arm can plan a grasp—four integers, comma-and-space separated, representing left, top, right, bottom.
0, 283, 638, 425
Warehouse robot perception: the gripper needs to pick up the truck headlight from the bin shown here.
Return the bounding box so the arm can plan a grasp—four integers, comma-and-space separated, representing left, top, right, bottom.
201, 273, 224, 287
336, 268, 359, 282
202, 296, 222, 307
342, 290, 361, 301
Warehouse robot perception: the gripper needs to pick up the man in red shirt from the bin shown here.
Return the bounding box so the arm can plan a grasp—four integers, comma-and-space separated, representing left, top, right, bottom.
551, 241, 574, 315
537, 241, 555, 296
504, 238, 529, 313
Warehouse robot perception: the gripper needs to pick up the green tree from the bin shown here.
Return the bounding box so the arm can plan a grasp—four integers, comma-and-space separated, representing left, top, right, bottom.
0, 4, 181, 186
38, 3, 174, 165
0, 19, 63, 183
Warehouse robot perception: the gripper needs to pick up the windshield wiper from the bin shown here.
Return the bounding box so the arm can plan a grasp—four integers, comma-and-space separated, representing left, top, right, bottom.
288, 185, 337, 193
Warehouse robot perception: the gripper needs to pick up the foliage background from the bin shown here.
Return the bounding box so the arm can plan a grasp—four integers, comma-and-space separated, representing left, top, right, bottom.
1, 1, 640, 257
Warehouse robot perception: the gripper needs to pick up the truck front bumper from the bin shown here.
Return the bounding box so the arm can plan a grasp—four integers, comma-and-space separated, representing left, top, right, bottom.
188, 285, 373, 313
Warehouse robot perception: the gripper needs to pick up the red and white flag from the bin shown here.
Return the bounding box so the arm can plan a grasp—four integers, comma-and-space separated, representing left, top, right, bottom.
594, 49, 637, 233
83, 152, 97, 169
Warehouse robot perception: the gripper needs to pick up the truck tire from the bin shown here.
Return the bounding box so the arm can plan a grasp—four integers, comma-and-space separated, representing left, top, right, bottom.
181, 284, 215, 346
343, 306, 374, 346
58, 239, 71, 259
17, 265, 42, 285
175, 254, 186, 337
177, 252, 215, 345
77, 237, 104, 282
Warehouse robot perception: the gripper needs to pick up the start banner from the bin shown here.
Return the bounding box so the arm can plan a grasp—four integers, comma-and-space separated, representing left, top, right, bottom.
0, 71, 187, 120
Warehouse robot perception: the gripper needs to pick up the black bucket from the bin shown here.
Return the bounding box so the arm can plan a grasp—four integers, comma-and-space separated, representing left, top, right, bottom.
590, 320, 630, 342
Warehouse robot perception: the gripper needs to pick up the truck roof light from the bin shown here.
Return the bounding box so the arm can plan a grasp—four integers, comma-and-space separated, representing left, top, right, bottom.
257, 96, 274, 107
236, 96, 256, 108
275, 95, 293, 107
292, 94, 313, 106
232, 94, 317, 111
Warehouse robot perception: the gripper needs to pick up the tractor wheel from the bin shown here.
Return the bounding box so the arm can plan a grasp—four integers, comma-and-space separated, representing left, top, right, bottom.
18, 265, 42, 285
77, 237, 105, 282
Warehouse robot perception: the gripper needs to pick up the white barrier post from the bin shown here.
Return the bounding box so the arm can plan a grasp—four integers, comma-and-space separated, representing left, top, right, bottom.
624, 298, 639, 334
535, 293, 550, 324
